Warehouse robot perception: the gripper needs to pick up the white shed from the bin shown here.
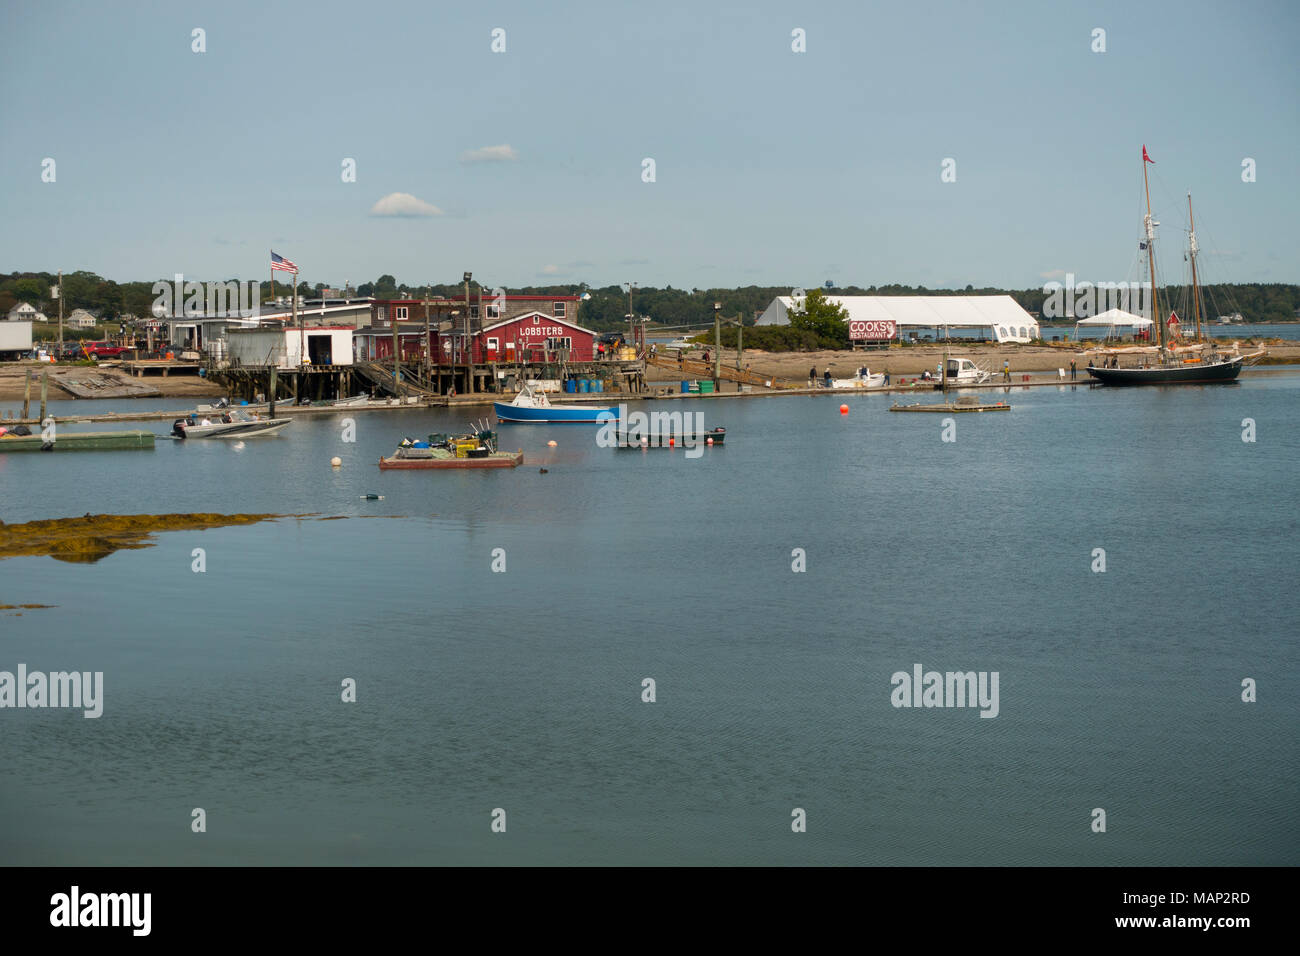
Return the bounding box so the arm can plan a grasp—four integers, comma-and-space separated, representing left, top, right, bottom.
226, 327, 354, 369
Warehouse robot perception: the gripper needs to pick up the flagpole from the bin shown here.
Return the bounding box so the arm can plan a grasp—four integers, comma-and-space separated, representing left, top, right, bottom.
296, 272, 303, 380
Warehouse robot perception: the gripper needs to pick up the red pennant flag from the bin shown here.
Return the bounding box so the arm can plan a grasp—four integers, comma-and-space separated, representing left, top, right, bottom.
1142, 145, 1154, 164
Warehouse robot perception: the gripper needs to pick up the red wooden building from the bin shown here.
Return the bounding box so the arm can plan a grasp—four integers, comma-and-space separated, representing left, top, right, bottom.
357, 298, 599, 365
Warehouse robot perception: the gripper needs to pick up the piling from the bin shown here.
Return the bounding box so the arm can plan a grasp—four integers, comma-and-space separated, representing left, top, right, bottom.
22, 369, 32, 420
39, 370, 48, 422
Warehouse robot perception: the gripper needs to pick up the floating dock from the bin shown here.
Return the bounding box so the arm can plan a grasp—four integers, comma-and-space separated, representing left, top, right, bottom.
889, 401, 1011, 413
613, 430, 726, 447
378, 447, 523, 469
0, 430, 156, 452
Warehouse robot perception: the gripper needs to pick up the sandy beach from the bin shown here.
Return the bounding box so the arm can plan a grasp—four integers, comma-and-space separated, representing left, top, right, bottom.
0, 364, 224, 401
646, 341, 1299, 385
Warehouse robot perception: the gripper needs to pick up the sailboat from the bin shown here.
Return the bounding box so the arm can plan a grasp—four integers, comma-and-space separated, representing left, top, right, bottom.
1088, 147, 1255, 385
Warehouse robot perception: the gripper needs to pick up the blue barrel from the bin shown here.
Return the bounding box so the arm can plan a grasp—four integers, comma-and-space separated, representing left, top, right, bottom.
579, 379, 590, 393
565, 379, 576, 393
680, 380, 690, 394
594, 380, 603, 393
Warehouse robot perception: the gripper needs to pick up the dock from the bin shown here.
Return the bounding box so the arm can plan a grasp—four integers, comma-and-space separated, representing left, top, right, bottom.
889, 401, 1011, 413
0, 430, 156, 452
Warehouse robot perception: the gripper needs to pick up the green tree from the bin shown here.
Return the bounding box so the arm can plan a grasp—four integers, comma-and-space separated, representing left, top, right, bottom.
14, 277, 45, 303
788, 288, 849, 347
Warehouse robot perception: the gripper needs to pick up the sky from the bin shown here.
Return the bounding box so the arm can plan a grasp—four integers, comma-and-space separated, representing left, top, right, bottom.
1, 0, 1296, 292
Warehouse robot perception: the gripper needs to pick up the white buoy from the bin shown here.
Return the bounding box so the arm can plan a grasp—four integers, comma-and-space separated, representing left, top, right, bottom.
547, 440, 557, 447
330, 456, 342, 467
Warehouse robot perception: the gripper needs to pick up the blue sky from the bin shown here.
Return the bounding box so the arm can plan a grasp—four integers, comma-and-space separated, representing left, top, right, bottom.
2, 0, 1296, 291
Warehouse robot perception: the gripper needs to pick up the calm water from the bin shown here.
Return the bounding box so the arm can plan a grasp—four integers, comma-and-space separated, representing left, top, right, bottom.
1, 374, 1297, 865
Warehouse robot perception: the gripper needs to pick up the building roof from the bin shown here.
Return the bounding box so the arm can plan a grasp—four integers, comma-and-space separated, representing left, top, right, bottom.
373, 294, 580, 304
763, 295, 1037, 329
478, 310, 596, 336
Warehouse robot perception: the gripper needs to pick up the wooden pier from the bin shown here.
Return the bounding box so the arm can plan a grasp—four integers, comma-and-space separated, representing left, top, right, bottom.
206, 357, 647, 404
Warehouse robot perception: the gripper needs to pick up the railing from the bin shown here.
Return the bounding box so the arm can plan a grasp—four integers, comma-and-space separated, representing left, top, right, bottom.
645, 351, 788, 388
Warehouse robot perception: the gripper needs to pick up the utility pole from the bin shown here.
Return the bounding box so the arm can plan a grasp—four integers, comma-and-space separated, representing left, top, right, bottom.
736, 313, 744, 388
391, 303, 400, 398
424, 284, 431, 386
625, 281, 636, 347
56, 270, 63, 350
463, 272, 473, 394
713, 303, 722, 387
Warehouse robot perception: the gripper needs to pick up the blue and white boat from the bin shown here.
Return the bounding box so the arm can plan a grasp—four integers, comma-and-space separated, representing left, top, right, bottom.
494, 382, 616, 423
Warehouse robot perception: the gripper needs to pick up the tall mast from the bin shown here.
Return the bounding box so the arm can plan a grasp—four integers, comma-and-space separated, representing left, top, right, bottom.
1188, 193, 1203, 342
1142, 149, 1163, 352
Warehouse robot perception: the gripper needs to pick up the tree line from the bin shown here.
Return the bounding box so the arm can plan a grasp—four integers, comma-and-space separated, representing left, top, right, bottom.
2, 271, 1297, 330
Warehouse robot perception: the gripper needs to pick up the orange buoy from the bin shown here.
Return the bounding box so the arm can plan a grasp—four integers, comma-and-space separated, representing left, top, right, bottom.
547, 440, 557, 447
706, 437, 713, 445
668, 437, 675, 447
840, 404, 849, 415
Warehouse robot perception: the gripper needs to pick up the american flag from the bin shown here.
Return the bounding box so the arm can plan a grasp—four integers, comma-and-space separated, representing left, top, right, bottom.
271, 251, 298, 275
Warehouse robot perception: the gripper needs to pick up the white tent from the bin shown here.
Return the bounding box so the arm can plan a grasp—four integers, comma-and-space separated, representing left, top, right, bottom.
756, 295, 1039, 343
1074, 308, 1152, 328
1074, 308, 1152, 340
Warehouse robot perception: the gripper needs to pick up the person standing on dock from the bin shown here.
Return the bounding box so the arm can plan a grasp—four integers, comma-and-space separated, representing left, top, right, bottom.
809, 366, 816, 387
1003, 359, 1011, 382
1070, 359, 1077, 380
883, 367, 890, 386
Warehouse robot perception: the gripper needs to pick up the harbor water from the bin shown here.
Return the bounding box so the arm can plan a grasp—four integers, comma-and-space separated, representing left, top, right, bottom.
1, 374, 1297, 865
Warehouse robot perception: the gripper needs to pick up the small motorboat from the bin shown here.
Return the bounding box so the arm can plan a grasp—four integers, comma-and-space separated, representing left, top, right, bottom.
494, 381, 616, 423
830, 371, 885, 388
171, 409, 291, 439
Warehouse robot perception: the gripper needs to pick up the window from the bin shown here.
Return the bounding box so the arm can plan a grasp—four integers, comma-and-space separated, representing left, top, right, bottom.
377, 306, 387, 323
532, 315, 540, 324
470, 305, 479, 319
487, 304, 500, 319
553, 301, 566, 317
487, 337, 499, 351
395, 306, 408, 320
545, 336, 572, 351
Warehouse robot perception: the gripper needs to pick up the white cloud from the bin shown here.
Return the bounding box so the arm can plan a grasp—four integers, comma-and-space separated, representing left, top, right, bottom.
1039, 269, 1066, 280
369, 192, 444, 217
460, 144, 519, 164
541, 264, 559, 274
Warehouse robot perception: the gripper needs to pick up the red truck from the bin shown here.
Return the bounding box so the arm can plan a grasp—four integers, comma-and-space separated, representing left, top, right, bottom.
80, 342, 132, 358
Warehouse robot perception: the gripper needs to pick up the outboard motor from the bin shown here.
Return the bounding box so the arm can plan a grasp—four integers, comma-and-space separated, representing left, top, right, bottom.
172, 419, 187, 439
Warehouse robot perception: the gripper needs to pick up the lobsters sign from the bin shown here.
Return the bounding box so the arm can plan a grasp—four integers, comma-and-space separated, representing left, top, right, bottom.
848, 319, 896, 341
